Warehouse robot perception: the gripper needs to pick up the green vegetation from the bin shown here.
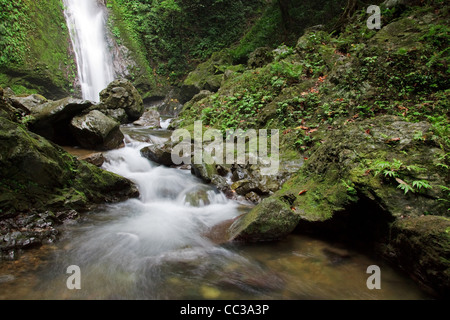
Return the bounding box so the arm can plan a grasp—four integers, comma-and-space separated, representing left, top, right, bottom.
0, 0, 77, 98
108, 0, 264, 81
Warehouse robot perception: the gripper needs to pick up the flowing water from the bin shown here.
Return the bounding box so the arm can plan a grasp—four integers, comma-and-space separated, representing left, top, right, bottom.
0, 0, 430, 300
0, 125, 431, 300
63, 0, 115, 102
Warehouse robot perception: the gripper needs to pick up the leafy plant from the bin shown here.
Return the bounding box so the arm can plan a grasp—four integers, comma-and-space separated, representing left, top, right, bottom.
369, 159, 432, 194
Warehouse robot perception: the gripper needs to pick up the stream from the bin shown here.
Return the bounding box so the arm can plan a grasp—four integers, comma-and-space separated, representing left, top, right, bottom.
0, 124, 430, 300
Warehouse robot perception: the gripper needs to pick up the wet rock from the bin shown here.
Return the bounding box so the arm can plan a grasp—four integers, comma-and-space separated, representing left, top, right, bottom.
102, 108, 128, 124
28, 97, 93, 145
183, 187, 212, 207
70, 110, 124, 151
381, 216, 450, 298
99, 79, 144, 122
140, 143, 175, 167
134, 109, 161, 128
0, 117, 138, 220
228, 197, 301, 242
245, 192, 261, 204
79, 152, 106, 167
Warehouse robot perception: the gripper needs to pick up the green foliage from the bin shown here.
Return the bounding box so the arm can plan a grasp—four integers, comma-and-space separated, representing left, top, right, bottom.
0, 0, 77, 97
231, 0, 344, 63
369, 159, 434, 195
110, 0, 264, 78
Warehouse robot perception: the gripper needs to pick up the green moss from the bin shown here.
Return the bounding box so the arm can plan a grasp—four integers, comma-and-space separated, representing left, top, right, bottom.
0, 0, 77, 98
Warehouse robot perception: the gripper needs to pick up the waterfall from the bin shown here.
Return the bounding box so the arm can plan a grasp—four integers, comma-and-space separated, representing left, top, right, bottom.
63, 0, 116, 102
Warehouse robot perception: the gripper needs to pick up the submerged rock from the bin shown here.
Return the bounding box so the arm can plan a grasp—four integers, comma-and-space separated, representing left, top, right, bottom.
70, 110, 124, 151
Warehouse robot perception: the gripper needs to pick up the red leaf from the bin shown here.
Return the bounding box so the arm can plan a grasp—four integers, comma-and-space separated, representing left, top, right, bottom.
298, 190, 307, 195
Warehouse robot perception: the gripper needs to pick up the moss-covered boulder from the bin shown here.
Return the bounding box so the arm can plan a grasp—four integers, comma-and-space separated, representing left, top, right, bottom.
381, 216, 450, 298
70, 110, 124, 151
228, 196, 301, 242
229, 115, 449, 236
247, 47, 273, 69
181, 50, 233, 102
99, 79, 144, 122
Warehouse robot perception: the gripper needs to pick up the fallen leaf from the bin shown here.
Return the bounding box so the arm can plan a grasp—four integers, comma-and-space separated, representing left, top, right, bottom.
298, 190, 307, 195
386, 137, 401, 143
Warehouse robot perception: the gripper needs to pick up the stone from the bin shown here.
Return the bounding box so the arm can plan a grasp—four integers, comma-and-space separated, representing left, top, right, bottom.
140, 144, 175, 167
228, 197, 301, 242
28, 97, 93, 145
79, 152, 106, 167
0, 116, 138, 220
381, 216, 450, 298
133, 109, 161, 128
70, 110, 124, 151
248, 47, 273, 69
102, 108, 129, 124
9, 94, 48, 113
99, 79, 144, 122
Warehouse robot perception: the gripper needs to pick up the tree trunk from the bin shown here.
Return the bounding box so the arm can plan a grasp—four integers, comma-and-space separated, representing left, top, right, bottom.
277, 0, 293, 31
333, 0, 359, 33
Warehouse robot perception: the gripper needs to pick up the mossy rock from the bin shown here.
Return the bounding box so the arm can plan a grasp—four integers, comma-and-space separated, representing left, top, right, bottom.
228, 196, 301, 242
229, 115, 449, 242
70, 110, 124, 151
0, 116, 138, 217
99, 79, 144, 122
181, 50, 233, 101
382, 215, 450, 298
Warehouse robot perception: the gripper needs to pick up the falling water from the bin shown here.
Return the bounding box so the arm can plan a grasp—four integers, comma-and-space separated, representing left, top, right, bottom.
63, 0, 116, 102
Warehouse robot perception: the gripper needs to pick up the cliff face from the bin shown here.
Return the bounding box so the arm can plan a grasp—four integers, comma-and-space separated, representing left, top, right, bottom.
0, 0, 78, 99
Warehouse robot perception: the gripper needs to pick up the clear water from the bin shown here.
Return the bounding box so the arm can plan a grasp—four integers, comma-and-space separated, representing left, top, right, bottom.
0, 126, 430, 300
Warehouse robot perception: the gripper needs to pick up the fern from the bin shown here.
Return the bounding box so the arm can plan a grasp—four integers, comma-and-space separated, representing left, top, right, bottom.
412, 180, 432, 191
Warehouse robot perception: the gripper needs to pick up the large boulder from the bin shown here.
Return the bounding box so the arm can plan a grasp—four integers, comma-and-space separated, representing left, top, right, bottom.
70, 110, 124, 151
28, 97, 93, 145
9, 94, 48, 114
181, 50, 232, 103
381, 215, 450, 298
99, 79, 144, 122
228, 196, 301, 242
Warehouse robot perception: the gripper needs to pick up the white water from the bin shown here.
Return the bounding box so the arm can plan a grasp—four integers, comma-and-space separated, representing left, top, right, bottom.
0, 128, 430, 300
64, 0, 116, 102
